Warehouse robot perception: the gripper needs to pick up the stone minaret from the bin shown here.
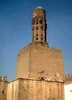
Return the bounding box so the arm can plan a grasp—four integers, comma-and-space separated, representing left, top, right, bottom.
16, 7, 64, 81
32, 7, 47, 43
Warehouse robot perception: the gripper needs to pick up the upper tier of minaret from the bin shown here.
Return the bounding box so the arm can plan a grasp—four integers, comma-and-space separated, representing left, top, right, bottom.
32, 7, 47, 44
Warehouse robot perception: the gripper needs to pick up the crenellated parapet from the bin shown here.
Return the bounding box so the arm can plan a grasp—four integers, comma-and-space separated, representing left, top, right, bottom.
0, 76, 7, 82
64, 73, 72, 82
0, 76, 8, 100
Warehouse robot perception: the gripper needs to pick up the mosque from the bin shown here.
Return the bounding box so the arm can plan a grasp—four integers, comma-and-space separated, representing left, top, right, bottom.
0, 7, 72, 100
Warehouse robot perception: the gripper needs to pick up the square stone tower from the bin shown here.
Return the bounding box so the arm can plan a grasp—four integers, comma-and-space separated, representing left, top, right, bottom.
15, 7, 64, 81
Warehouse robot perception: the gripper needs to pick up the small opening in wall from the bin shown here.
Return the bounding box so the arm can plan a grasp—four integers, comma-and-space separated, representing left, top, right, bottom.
36, 38, 38, 40
41, 38, 43, 40
41, 34, 43, 36
41, 26, 43, 30
2, 90, 4, 94
40, 20, 42, 24
37, 19, 38, 21
36, 27, 38, 30
36, 22, 38, 24
36, 34, 38, 36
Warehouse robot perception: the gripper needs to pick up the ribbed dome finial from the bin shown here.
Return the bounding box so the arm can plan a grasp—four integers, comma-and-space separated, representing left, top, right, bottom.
33, 6, 45, 18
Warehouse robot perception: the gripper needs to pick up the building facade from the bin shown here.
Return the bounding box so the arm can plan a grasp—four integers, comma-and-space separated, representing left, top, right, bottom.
7, 78, 64, 100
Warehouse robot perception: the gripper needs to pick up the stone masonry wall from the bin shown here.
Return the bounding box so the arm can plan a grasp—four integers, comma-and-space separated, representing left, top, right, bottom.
16, 43, 64, 81
7, 78, 64, 100
7, 79, 19, 100
30, 43, 64, 80
16, 44, 31, 79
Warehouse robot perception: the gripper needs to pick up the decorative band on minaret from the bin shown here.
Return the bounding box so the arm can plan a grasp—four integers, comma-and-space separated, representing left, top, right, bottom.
32, 7, 47, 43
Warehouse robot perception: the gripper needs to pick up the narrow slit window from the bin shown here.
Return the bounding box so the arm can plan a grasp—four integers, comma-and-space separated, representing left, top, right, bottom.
41, 26, 43, 30
41, 38, 43, 40
41, 34, 43, 37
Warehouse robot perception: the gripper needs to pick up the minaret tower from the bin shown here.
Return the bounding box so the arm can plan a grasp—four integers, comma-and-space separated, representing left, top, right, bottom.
16, 7, 64, 81
32, 7, 47, 43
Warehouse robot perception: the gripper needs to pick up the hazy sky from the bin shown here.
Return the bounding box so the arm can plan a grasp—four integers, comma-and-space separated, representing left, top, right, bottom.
0, 0, 72, 80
